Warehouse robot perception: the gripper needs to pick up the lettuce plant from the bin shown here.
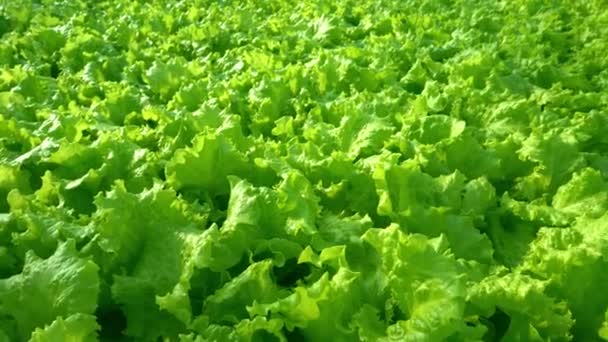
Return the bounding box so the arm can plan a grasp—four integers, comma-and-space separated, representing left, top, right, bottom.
1, 0, 607, 341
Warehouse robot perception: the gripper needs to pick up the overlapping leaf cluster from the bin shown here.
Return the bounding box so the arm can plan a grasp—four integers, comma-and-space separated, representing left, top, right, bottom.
1, 0, 608, 341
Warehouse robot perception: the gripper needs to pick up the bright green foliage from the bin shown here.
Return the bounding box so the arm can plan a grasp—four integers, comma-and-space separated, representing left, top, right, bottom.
29, 314, 100, 342
1, 0, 607, 341
0, 241, 99, 341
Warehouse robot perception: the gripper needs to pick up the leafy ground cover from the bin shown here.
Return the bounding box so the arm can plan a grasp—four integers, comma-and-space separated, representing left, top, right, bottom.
1, 0, 608, 341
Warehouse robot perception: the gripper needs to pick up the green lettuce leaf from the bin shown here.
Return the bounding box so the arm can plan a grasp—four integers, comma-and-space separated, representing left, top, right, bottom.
28, 314, 99, 342
0, 240, 99, 341
362, 224, 472, 341
520, 214, 608, 340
